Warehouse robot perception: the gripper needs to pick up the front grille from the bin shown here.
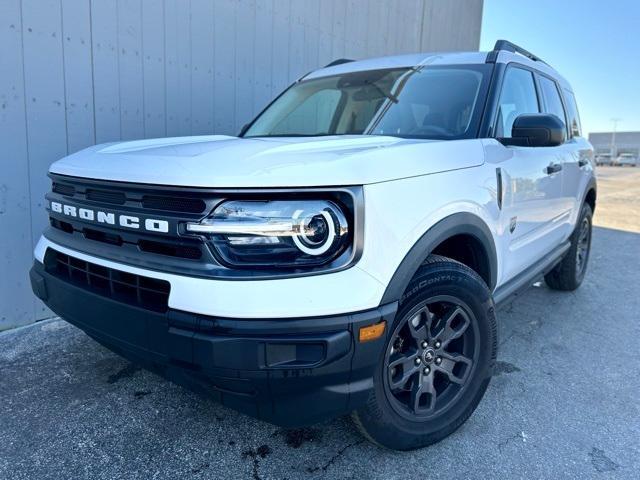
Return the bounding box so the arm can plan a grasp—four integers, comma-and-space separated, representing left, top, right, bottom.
86, 189, 126, 205
52, 183, 75, 196
142, 195, 206, 213
44, 249, 170, 312
138, 239, 202, 259
51, 178, 210, 214
50, 217, 73, 234
46, 174, 226, 277
82, 227, 123, 246
47, 175, 216, 264
50, 220, 205, 260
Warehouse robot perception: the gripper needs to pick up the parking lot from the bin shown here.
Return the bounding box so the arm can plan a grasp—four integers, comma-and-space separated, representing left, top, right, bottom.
1, 166, 639, 479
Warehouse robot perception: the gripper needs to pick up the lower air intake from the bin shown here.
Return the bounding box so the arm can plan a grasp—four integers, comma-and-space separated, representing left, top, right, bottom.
44, 249, 170, 313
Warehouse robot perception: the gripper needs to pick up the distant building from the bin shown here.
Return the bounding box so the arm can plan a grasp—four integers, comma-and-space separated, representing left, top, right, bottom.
588, 131, 640, 158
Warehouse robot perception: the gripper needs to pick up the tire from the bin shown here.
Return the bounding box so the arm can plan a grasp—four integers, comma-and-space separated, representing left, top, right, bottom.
544, 203, 593, 291
352, 255, 497, 450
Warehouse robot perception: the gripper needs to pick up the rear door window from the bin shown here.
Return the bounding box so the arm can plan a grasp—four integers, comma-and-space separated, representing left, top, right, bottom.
538, 75, 567, 133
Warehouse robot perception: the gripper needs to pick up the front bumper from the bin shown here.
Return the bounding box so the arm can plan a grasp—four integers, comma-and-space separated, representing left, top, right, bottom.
34, 235, 387, 319
30, 260, 396, 427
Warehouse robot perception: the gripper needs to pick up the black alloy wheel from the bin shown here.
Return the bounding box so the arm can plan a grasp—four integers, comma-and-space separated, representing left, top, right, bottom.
384, 296, 479, 420
545, 203, 593, 291
352, 255, 497, 450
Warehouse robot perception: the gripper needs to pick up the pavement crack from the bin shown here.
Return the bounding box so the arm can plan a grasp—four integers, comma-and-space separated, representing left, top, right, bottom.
242, 444, 272, 480
497, 431, 527, 453
306, 439, 365, 474
589, 447, 620, 473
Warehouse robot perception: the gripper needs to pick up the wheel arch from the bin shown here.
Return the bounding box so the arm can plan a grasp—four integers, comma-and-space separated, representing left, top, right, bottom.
379, 213, 498, 305
583, 179, 597, 213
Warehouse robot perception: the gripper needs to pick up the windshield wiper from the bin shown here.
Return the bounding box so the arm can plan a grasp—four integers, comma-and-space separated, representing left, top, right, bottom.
244, 133, 339, 138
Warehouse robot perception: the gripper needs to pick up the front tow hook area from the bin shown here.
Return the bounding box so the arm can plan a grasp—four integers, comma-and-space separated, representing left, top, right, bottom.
30, 268, 48, 302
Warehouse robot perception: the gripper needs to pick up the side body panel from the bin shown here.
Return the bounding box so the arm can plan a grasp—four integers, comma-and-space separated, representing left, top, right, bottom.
482, 139, 571, 283
561, 137, 596, 225
358, 164, 501, 290
478, 59, 594, 284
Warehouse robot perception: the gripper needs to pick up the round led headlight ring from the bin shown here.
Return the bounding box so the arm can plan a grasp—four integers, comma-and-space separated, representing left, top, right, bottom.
292, 207, 344, 256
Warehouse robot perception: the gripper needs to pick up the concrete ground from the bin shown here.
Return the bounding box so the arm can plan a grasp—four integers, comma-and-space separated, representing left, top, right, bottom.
1, 167, 639, 479
592, 166, 640, 233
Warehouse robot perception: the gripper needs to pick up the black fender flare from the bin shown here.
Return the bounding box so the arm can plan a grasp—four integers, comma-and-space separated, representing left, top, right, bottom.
379, 212, 498, 305
580, 175, 597, 211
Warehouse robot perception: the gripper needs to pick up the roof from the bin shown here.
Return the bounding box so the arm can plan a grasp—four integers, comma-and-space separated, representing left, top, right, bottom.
305, 49, 572, 91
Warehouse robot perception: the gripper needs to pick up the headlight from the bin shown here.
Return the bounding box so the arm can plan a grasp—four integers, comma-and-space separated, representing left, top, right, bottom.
185, 199, 352, 269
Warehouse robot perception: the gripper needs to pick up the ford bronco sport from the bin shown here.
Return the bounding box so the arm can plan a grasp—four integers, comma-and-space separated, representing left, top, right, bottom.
30, 40, 596, 450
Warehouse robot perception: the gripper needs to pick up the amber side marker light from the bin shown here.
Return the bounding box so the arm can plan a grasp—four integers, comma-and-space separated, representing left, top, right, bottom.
359, 321, 386, 343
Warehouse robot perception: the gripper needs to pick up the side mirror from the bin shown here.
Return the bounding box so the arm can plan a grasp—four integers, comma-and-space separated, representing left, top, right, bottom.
500, 113, 566, 147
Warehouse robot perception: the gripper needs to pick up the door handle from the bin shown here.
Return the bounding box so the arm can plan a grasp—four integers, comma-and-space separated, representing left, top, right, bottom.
545, 163, 563, 174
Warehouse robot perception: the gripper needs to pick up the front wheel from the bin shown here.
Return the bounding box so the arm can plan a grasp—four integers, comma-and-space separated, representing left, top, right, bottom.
353, 256, 497, 450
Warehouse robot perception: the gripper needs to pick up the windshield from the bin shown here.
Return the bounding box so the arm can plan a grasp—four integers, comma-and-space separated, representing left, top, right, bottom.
244, 65, 492, 140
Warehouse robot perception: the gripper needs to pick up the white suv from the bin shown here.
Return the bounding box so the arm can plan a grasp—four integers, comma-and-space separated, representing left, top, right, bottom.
30, 40, 596, 450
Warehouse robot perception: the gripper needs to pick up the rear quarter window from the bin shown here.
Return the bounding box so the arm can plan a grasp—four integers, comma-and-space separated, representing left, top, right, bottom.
562, 89, 582, 138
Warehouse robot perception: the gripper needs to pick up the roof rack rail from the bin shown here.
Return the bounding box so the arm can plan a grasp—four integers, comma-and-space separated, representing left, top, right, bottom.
485, 40, 547, 65
324, 58, 354, 68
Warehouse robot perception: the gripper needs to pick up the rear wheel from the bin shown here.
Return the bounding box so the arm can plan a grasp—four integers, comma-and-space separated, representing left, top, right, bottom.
353, 256, 497, 450
545, 203, 593, 291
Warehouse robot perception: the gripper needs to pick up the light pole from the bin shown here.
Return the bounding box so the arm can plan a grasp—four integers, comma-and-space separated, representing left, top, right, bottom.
610, 118, 622, 159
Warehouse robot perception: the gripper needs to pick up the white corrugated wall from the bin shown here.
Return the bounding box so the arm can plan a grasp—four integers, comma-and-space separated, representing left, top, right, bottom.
0, 0, 483, 329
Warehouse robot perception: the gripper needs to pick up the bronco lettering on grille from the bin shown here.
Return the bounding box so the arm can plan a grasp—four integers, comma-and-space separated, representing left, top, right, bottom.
50, 201, 169, 233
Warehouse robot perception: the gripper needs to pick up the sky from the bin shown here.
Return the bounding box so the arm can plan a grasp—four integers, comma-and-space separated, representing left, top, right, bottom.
480, 0, 640, 136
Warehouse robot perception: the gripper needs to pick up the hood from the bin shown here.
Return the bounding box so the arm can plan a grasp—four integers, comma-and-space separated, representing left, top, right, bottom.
49, 135, 484, 187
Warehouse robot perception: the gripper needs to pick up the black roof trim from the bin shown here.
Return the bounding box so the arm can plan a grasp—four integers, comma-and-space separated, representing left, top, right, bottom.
324, 58, 354, 68
485, 40, 548, 65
